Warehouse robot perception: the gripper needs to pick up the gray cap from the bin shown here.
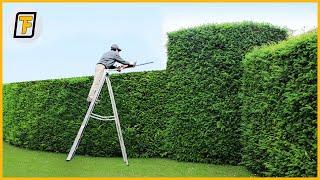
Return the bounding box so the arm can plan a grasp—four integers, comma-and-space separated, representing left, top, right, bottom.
111, 44, 122, 51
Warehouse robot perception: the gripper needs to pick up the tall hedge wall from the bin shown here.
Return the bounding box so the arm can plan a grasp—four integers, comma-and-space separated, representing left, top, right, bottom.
164, 22, 287, 164
4, 71, 168, 157
241, 31, 317, 176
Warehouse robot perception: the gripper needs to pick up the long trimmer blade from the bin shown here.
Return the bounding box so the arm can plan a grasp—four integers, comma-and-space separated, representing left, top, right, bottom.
136, 61, 154, 66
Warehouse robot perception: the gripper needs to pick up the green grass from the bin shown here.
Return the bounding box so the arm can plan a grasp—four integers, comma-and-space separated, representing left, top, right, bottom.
3, 143, 252, 177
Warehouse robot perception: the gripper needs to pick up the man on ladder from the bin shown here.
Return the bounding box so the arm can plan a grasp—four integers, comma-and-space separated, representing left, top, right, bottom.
66, 44, 135, 165
87, 44, 136, 104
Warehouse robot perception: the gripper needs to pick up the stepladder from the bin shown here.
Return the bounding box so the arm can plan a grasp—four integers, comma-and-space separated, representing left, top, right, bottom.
66, 69, 129, 165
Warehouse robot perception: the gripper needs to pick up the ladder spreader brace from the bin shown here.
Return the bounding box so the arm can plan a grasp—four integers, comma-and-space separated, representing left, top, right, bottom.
66, 69, 129, 165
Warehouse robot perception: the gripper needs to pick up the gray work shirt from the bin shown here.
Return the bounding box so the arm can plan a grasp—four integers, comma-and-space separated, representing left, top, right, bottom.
97, 50, 130, 69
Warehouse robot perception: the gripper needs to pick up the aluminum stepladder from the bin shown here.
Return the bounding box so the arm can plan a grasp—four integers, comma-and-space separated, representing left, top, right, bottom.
66, 69, 128, 165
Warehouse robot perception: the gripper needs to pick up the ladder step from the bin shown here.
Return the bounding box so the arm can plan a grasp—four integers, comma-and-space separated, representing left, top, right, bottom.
90, 113, 115, 121
91, 113, 114, 118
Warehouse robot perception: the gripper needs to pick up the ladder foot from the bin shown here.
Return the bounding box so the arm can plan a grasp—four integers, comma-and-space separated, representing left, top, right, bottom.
66, 156, 73, 161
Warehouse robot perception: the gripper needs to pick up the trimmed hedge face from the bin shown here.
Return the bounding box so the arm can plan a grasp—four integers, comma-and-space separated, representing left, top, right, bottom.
4, 71, 168, 157
164, 22, 287, 164
241, 31, 317, 176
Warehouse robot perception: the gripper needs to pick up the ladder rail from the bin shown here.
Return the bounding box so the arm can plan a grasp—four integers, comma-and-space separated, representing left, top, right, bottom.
106, 76, 129, 165
66, 70, 107, 161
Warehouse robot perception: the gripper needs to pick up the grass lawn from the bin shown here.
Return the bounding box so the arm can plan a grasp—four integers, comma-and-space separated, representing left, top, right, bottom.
3, 143, 252, 177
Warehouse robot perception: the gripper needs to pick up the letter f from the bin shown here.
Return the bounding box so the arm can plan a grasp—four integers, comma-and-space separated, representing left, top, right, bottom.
19, 16, 33, 34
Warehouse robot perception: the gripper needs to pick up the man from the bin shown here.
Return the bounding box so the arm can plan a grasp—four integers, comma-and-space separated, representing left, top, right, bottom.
87, 44, 135, 103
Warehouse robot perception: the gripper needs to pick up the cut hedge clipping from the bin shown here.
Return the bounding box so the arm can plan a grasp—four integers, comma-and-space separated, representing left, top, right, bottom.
241, 31, 317, 177
4, 22, 316, 176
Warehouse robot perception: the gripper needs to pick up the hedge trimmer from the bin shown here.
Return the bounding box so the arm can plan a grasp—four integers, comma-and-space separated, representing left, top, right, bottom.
116, 61, 154, 71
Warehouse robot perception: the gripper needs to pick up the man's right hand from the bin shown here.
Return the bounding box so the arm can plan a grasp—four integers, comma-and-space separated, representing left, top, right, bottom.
117, 65, 129, 72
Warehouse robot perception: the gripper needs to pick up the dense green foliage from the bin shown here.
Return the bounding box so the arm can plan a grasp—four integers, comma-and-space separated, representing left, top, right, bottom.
4, 71, 168, 157
241, 31, 317, 177
164, 22, 287, 164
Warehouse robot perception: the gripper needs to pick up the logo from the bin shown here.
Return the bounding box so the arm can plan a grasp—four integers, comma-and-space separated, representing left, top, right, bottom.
14, 12, 37, 38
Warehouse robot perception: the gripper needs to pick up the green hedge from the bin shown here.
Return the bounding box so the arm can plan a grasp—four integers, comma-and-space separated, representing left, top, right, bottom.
4, 71, 168, 157
241, 31, 317, 176
164, 22, 287, 164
